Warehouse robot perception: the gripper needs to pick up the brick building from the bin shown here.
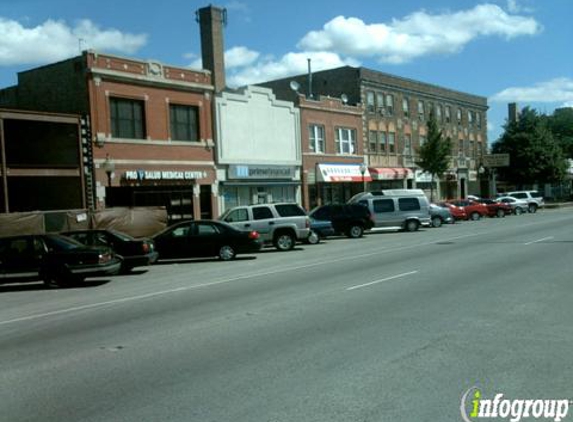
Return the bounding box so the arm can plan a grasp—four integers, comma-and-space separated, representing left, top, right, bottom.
0, 51, 217, 219
259, 66, 489, 199
296, 94, 369, 209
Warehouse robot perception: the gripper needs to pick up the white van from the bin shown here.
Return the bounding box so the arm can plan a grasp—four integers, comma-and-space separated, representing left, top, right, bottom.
348, 190, 431, 232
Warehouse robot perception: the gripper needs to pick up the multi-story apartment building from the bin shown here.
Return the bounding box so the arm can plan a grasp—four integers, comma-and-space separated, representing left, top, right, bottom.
259, 66, 489, 199
0, 51, 218, 219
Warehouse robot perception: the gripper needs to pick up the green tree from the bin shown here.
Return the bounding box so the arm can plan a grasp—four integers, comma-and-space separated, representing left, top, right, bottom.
492, 107, 568, 187
545, 107, 573, 159
416, 111, 452, 201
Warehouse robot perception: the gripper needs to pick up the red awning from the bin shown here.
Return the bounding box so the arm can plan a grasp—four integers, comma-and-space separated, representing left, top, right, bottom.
369, 167, 413, 180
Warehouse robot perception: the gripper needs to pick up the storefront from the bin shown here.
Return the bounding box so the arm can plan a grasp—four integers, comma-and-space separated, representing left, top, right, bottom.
103, 167, 215, 220
308, 163, 372, 208
368, 167, 413, 190
219, 164, 300, 212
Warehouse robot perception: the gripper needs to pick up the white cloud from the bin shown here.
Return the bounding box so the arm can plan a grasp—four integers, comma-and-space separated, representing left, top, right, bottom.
562, 101, 573, 108
491, 78, 573, 103
0, 17, 147, 66
227, 51, 359, 87
298, 4, 541, 64
506, 0, 534, 14
225, 46, 260, 69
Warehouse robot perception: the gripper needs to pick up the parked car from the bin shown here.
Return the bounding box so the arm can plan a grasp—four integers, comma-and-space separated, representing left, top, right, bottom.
444, 199, 488, 221
506, 190, 545, 213
469, 198, 512, 218
0, 234, 121, 287
153, 220, 262, 261
309, 204, 375, 239
348, 190, 431, 232
496, 196, 529, 215
62, 229, 158, 273
220, 203, 311, 251
438, 202, 468, 221
429, 204, 454, 227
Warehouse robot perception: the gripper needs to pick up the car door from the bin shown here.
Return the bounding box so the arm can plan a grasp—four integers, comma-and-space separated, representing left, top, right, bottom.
156, 223, 193, 259
250, 206, 275, 240
1, 237, 43, 282
371, 198, 396, 227
188, 222, 224, 257
222, 208, 251, 231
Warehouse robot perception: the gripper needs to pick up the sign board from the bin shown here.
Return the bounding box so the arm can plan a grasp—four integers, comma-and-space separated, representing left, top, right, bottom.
228, 165, 296, 180
124, 170, 207, 181
483, 154, 510, 167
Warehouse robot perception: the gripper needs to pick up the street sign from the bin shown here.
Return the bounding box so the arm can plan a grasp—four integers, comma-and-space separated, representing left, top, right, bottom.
482, 153, 510, 167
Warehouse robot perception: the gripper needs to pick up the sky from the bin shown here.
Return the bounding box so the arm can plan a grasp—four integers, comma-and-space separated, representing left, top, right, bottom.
0, 0, 571, 143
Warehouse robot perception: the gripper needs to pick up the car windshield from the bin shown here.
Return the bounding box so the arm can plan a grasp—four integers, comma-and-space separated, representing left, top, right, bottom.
44, 235, 85, 250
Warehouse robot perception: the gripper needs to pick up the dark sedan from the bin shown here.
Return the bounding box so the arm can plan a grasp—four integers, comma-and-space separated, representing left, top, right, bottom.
62, 229, 158, 273
0, 234, 121, 287
153, 220, 263, 261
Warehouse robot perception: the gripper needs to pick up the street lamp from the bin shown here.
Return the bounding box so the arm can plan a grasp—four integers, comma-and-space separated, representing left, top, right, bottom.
359, 162, 367, 192
102, 154, 115, 187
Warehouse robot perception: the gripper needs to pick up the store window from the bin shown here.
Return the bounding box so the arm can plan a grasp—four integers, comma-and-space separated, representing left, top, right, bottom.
335, 127, 357, 155
309, 124, 325, 153
110, 97, 145, 139
170, 104, 199, 141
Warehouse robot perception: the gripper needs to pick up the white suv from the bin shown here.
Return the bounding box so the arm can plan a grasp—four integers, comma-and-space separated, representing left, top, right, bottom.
220, 203, 311, 251
506, 190, 544, 213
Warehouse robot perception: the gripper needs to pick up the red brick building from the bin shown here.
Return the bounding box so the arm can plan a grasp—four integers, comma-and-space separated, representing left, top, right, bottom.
0, 51, 217, 219
297, 95, 369, 209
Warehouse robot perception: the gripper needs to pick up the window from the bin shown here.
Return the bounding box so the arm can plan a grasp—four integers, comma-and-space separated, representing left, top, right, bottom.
457, 108, 462, 125
110, 97, 145, 139
418, 100, 425, 121
170, 104, 199, 141
469, 140, 475, 157
445, 106, 451, 123
196, 223, 220, 236
477, 142, 483, 156
224, 208, 248, 222
385, 94, 394, 116
275, 204, 305, 217
388, 132, 396, 153
402, 97, 410, 118
398, 198, 421, 211
379, 132, 387, 153
171, 224, 191, 237
419, 136, 427, 147
436, 105, 443, 122
252, 206, 274, 220
335, 127, 356, 155
476, 113, 482, 129
309, 125, 325, 153
376, 92, 385, 114
404, 134, 412, 156
369, 130, 378, 153
468, 111, 474, 127
366, 91, 375, 113
373, 199, 395, 213
458, 139, 464, 155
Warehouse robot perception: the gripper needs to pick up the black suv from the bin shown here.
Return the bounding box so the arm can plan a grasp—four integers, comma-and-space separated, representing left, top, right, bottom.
0, 234, 122, 287
309, 204, 375, 238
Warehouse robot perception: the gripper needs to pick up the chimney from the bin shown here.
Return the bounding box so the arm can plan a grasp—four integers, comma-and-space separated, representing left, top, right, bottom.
508, 102, 519, 123
197, 5, 227, 93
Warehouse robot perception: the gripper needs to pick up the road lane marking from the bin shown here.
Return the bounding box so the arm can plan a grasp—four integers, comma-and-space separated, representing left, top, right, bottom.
524, 236, 554, 245
346, 271, 418, 291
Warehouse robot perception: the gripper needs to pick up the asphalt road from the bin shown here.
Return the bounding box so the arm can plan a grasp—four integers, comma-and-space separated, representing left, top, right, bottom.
1, 209, 573, 422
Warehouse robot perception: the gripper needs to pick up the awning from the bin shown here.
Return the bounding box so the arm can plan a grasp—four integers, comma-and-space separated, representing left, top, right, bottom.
369, 167, 413, 180
317, 163, 372, 183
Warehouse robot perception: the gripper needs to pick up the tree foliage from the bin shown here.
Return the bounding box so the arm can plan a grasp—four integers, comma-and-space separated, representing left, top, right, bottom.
544, 107, 573, 159
492, 107, 568, 186
416, 111, 452, 201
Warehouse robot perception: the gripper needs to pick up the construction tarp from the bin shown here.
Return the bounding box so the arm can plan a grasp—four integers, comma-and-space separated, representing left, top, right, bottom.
0, 211, 44, 236
91, 207, 168, 238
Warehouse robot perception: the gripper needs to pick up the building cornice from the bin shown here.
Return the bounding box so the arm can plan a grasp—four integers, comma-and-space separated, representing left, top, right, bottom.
89, 68, 214, 92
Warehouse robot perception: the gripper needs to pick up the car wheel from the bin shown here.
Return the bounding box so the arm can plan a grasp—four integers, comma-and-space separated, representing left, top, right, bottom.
528, 204, 537, 213
404, 220, 419, 232
274, 232, 295, 251
431, 216, 442, 228
515, 207, 523, 215
218, 245, 236, 261
470, 212, 481, 221
306, 230, 320, 245
496, 209, 505, 218
347, 225, 364, 238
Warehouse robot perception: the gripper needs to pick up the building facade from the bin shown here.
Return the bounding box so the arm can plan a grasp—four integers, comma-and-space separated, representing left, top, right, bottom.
0, 51, 218, 219
215, 86, 301, 213
296, 95, 369, 210
259, 66, 489, 200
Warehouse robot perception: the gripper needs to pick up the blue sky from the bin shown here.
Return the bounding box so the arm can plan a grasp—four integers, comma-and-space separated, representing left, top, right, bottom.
0, 0, 571, 142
